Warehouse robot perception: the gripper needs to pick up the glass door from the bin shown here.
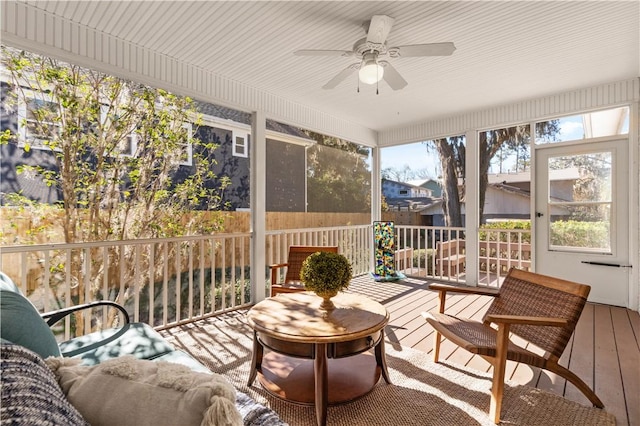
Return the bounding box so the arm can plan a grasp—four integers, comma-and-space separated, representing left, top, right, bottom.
534, 139, 630, 306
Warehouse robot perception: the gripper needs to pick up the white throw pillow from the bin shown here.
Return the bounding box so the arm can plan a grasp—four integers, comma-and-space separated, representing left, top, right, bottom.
46, 355, 242, 426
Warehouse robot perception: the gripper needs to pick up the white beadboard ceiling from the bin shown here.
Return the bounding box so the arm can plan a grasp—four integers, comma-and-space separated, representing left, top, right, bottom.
8, 1, 640, 138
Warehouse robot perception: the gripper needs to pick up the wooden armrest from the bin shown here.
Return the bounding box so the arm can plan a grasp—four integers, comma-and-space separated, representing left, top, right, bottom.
269, 262, 288, 270
41, 301, 130, 327
429, 283, 500, 297
485, 314, 568, 327
269, 263, 289, 286
430, 284, 499, 314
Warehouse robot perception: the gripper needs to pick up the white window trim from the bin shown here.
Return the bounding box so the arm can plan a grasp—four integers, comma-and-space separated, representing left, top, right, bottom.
232, 130, 249, 158
117, 133, 138, 157
178, 122, 193, 166
17, 88, 61, 150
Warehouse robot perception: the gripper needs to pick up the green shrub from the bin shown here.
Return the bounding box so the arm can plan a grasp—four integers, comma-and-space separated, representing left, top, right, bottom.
550, 220, 609, 248
300, 252, 352, 295
479, 221, 531, 243
412, 248, 436, 273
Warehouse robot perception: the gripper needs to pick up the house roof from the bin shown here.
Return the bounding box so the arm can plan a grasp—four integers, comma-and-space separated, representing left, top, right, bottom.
382, 178, 428, 190
488, 168, 580, 184
196, 102, 314, 145
3, 1, 637, 146
386, 197, 440, 211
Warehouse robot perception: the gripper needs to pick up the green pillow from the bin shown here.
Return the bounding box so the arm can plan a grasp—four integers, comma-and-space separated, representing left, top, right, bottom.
0, 271, 20, 293
0, 289, 62, 358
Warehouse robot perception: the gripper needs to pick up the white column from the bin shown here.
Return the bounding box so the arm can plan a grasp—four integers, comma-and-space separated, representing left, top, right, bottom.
250, 111, 266, 301
629, 100, 639, 311
465, 129, 479, 286
370, 146, 382, 273
371, 146, 381, 222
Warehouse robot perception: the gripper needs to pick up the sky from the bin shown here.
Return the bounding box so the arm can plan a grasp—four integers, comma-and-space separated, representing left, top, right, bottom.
381, 142, 440, 179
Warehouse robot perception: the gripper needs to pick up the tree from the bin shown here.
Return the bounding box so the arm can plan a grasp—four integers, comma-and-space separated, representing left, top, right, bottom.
429, 122, 558, 226
382, 165, 414, 182
1, 47, 230, 330
434, 137, 464, 227
304, 131, 371, 213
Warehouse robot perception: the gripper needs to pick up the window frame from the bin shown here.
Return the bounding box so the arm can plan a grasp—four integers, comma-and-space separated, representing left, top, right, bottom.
177, 122, 194, 166
17, 88, 61, 150
232, 130, 249, 158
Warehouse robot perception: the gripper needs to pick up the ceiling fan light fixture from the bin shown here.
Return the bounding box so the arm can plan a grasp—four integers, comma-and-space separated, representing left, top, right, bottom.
359, 53, 384, 85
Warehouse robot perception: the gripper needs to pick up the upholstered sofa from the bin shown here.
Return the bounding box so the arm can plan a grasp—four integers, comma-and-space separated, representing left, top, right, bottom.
0, 272, 286, 426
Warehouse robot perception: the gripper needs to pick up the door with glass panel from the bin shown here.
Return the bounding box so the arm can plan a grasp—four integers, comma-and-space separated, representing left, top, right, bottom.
534, 139, 630, 306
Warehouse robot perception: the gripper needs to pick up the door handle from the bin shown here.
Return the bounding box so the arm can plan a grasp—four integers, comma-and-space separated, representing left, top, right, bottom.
536, 212, 544, 218
581, 261, 632, 268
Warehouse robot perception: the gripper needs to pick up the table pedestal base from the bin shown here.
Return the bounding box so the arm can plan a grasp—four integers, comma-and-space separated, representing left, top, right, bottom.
258, 350, 381, 405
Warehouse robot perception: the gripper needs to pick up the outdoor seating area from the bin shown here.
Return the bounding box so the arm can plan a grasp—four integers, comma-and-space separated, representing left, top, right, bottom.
3, 268, 637, 425
0, 2, 637, 426
158, 273, 637, 425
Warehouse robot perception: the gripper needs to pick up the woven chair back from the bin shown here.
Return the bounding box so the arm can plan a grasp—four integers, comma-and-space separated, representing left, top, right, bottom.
284, 246, 339, 284
483, 268, 590, 359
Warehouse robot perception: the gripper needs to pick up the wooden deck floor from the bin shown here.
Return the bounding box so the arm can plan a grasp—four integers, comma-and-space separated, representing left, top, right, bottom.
346, 274, 640, 426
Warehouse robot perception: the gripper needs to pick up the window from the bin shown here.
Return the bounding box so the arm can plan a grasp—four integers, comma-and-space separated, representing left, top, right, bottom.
118, 134, 137, 157
17, 90, 61, 149
535, 106, 629, 144
178, 123, 193, 166
233, 131, 249, 157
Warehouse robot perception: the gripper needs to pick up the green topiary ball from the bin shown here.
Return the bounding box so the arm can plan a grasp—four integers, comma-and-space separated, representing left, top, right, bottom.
300, 251, 353, 295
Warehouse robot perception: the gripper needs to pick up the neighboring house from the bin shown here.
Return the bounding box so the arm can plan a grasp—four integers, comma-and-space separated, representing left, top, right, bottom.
382, 178, 432, 199
487, 169, 579, 202
407, 178, 442, 198
420, 170, 578, 225
382, 178, 438, 215
0, 82, 314, 212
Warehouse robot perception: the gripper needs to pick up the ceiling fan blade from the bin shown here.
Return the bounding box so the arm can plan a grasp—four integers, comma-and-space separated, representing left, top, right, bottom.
322, 64, 357, 90
380, 61, 407, 91
294, 49, 353, 57
392, 42, 456, 57
366, 15, 395, 45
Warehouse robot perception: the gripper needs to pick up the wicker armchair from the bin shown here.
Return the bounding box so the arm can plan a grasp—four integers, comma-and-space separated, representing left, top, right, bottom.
269, 245, 338, 296
422, 267, 604, 424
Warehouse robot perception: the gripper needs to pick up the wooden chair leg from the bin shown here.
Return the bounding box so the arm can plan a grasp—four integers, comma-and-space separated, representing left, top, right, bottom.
546, 362, 604, 408
490, 324, 510, 424
431, 290, 447, 363
433, 330, 441, 363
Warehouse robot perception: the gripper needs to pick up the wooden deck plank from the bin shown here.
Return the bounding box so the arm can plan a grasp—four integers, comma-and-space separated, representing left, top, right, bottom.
611, 307, 640, 425
594, 304, 627, 424
535, 332, 574, 395
562, 302, 595, 406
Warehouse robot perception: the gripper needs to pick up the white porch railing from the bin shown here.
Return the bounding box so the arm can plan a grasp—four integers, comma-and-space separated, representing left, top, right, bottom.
0, 224, 531, 339
1, 234, 252, 339
393, 225, 532, 287
266, 225, 372, 278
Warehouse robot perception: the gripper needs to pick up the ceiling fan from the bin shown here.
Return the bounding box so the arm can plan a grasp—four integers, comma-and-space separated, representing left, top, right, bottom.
294, 15, 456, 92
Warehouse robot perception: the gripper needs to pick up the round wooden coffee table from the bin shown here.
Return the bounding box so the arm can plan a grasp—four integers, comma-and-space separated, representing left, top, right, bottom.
246, 291, 391, 426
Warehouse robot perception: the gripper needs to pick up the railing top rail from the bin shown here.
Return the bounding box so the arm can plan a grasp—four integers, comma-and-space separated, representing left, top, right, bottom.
0, 232, 252, 253
265, 224, 371, 235
394, 225, 466, 231
479, 227, 531, 232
